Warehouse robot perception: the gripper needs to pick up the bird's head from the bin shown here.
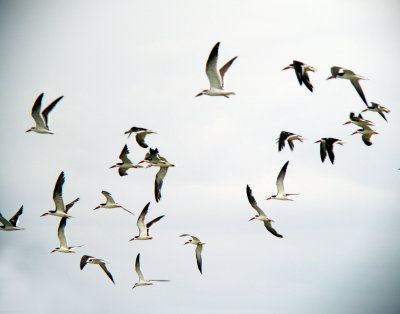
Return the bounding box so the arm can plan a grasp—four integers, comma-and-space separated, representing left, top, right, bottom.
195, 90, 207, 97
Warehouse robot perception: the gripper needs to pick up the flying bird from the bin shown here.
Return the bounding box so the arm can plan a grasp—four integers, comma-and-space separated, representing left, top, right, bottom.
327, 66, 368, 106
0, 206, 24, 231
51, 217, 83, 253
196, 42, 237, 98
351, 125, 379, 146
315, 138, 345, 164
361, 102, 390, 122
277, 131, 304, 152
129, 202, 164, 241
41, 171, 79, 218
266, 161, 299, 201
110, 145, 143, 176
139, 148, 175, 203
124, 127, 157, 148
132, 253, 170, 289
282, 60, 316, 92
80, 255, 115, 284
180, 234, 205, 274
246, 185, 283, 238
343, 112, 374, 128
93, 191, 134, 215
26, 93, 63, 134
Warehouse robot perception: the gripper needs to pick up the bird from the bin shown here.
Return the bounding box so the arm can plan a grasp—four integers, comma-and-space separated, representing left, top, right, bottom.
93, 191, 134, 215
246, 185, 283, 238
80, 255, 115, 284
315, 138, 345, 164
109, 145, 143, 176
277, 131, 304, 152
40, 171, 79, 218
196, 42, 237, 98
139, 148, 175, 203
0, 206, 24, 231
343, 112, 374, 128
129, 202, 164, 241
282, 60, 316, 92
26, 93, 63, 134
124, 127, 157, 148
266, 161, 298, 201
180, 234, 205, 274
351, 125, 379, 146
326, 66, 368, 106
361, 102, 390, 122
132, 253, 170, 289
51, 217, 83, 253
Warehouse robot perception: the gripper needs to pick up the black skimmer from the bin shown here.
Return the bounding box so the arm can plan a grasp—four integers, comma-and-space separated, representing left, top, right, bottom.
110, 145, 143, 176
351, 126, 379, 146
343, 112, 374, 128
282, 60, 316, 92
361, 102, 390, 122
51, 217, 83, 253
277, 131, 304, 152
266, 161, 298, 201
0, 206, 24, 231
327, 66, 368, 105
80, 255, 115, 284
315, 138, 345, 164
41, 172, 79, 218
139, 148, 175, 203
180, 234, 205, 274
132, 253, 170, 289
124, 127, 157, 149
26, 93, 63, 134
196, 42, 237, 98
129, 202, 164, 241
94, 191, 134, 215
246, 185, 283, 238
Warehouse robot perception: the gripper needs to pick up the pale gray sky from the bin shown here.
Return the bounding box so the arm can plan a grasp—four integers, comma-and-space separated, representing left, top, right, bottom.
0, 1, 399, 313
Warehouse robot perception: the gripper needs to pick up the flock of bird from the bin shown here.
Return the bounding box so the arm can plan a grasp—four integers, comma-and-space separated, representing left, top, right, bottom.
1, 41, 391, 288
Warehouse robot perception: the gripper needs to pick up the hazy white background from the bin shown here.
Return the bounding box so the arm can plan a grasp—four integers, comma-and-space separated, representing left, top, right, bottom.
0, 1, 399, 313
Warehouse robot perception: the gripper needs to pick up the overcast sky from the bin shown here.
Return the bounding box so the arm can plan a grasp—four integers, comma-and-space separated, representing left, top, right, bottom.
0, 1, 399, 313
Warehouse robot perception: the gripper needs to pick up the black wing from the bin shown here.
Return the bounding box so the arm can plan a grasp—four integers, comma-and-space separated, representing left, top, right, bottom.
65, 198, 80, 213
80, 255, 92, 270
320, 141, 327, 163
99, 263, 115, 284
42, 96, 63, 128
292, 60, 304, 86
325, 139, 337, 164
278, 131, 290, 152
146, 215, 165, 235
9, 206, 23, 227
350, 79, 368, 106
